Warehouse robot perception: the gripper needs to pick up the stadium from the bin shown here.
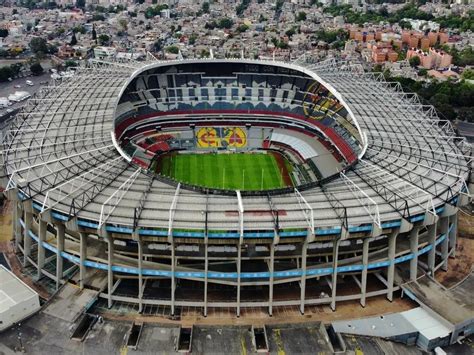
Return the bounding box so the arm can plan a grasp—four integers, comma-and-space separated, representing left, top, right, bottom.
1, 57, 471, 318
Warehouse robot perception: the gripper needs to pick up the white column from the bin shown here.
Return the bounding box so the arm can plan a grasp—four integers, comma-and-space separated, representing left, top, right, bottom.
440, 217, 449, 272
56, 223, 65, 290
171, 241, 176, 316
23, 211, 33, 266
79, 233, 87, 290
409, 227, 419, 281
137, 239, 144, 313
427, 223, 437, 274
386, 232, 398, 302
330, 239, 341, 311
204, 242, 208, 317
37, 219, 47, 280
300, 241, 308, 314
268, 243, 275, 316
449, 214, 458, 257
236, 244, 241, 317
360, 238, 370, 307
107, 235, 114, 309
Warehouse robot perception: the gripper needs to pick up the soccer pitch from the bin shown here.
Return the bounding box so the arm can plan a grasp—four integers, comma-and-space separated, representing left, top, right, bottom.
155, 152, 293, 190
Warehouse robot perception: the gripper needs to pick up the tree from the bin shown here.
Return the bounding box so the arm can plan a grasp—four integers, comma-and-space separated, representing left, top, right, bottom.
92, 24, 97, 41
70, 32, 77, 46
418, 68, 428, 77
462, 69, 474, 80
217, 17, 233, 29
30, 62, 44, 75
296, 11, 307, 21
202, 2, 210, 13
92, 14, 105, 21
165, 45, 179, 54
409, 55, 420, 67
0, 29, 8, 38
236, 24, 249, 33
0, 66, 13, 82
200, 49, 210, 58
118, 18, 128, 31
285, 27, 296, 38
98, 34, 110, 46
188, 33, 197, 45
29, 37, 48, 54
76, 0, 85, 8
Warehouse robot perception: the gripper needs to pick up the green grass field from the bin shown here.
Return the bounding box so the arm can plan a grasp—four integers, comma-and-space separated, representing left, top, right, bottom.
155, 152, 293, 190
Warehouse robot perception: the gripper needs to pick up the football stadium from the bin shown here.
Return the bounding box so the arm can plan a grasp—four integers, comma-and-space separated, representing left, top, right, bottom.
1, 57, 472, 318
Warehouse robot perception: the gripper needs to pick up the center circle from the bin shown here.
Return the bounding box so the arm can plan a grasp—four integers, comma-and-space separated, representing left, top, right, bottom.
114, 60, 364, 194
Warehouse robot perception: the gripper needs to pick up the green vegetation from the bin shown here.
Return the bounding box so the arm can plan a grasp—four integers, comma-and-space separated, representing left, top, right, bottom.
30, 62, 43, 75
442, 46, 474, 67
0, 66, 13, 82
165, 45, 179, 54
98, 34, 110, 45
462, 69, 474, 80
409, 55, 420, 67
384, 72, 474, 122
155, 152, 292, 191
236, 24, 249, 33
29, 37, 48, 54
296, 11, 307, 21
313, 29, 348, 49
144, 4, 168, 19
435, 11, 474, 32
236, 0, 251, 16
323, 4, 433, 25
205, 17, 234, 30
271, 37, 288, 49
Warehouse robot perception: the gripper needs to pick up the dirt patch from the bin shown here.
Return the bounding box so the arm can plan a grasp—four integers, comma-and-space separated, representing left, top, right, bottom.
435, 211, 474, 289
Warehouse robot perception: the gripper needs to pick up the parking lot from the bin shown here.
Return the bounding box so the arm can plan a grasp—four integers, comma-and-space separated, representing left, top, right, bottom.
0, 72, 51, 126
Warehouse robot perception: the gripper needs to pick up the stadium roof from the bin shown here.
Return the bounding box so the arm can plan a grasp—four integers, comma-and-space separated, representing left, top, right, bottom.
2, 58, 471, 237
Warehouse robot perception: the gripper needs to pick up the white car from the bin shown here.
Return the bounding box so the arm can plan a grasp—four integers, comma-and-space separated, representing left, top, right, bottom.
26, 80, 34, 86
14, 84, 21, 88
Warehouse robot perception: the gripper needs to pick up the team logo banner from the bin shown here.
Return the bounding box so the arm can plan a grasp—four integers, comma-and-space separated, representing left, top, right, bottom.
196, 127, 247, 148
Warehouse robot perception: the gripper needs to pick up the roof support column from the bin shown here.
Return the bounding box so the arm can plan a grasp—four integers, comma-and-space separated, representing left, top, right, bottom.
427, 223, 437, 275
37, 219, 47, 280
236, 243, 241, 317
136, 237, 144, 313
13, 197, 22, 250
300, 228, 314, 314
409, 226, 420, 281
55, 223, 65, 290
79, 232, 87, 290
360, 237, 370, 307
171, 240, 176, 316
440, 216, 449, 272
330, 238, 341, 311
299, 241, 308, 314
268, 242, 275, 317
449, 213, 458, 258
203, 239, 208, 317
23, 211, 32, 267
386, 231, 398, 302
106, 234, 114, 309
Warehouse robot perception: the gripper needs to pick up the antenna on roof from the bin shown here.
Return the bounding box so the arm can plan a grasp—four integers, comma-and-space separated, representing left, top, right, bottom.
178, 50, 183, 60
210, 48, 214, 59
241, 49, 244, 59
